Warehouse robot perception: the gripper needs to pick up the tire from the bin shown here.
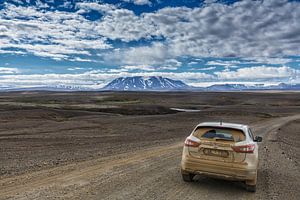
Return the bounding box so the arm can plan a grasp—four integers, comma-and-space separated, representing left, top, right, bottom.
245, 184, 256, 192
181, 173, 195, 182
245, 170, 257, 192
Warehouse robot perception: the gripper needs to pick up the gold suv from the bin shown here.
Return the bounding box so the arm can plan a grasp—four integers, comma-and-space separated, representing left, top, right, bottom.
181, 122, 262, 192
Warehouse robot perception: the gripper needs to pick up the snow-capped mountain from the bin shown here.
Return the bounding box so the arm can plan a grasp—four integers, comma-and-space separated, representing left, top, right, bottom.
103, 76, 191, 91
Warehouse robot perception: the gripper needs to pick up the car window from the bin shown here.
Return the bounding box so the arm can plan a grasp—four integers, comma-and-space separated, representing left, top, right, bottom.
202, 129, 234, 141
193, 127, 245, 142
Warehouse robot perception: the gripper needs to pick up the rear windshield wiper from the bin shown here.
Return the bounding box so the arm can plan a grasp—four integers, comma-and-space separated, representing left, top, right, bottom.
215, 137, 234, 141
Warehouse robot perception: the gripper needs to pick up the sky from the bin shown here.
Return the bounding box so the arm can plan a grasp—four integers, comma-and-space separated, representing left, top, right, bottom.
0, 0, 299, 89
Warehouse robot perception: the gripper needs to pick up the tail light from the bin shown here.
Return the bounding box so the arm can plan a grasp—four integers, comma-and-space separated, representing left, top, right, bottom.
184, 138, 200, 147
231, 144, 255, 153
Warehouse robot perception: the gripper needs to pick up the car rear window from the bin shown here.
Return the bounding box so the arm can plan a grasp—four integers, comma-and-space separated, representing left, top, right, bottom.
193, 127, 246, 142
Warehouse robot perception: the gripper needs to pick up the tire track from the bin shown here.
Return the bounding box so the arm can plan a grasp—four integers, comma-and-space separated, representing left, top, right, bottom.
0, 142, 182, 199
1, 114, 300, 200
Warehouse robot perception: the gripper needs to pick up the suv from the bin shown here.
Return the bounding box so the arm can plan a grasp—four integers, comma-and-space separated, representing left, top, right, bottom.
181, 122, 262, 192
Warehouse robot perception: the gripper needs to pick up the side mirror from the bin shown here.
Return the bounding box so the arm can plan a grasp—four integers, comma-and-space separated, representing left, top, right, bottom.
254, 136, 262, 142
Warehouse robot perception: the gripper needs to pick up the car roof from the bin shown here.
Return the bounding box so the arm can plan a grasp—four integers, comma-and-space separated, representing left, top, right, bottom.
196, 122, 248, 132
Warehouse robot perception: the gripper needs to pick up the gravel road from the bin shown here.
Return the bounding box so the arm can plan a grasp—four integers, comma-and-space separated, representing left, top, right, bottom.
1, 114, 299, 200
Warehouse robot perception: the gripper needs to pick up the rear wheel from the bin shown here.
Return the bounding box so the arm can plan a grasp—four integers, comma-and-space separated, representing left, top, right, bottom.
181, 173, 195, 182
245, 170, 257, 192
245, 184, 256, 192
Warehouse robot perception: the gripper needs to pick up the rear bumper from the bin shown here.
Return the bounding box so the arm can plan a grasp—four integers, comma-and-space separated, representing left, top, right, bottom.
181, 156, 257, 181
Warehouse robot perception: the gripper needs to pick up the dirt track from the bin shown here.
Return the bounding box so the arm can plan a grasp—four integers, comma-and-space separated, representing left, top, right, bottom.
0, 92, 299, 199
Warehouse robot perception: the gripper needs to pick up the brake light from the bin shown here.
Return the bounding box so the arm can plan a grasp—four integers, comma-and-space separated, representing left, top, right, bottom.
184, 138, 200, 147
231, 144, 255, 153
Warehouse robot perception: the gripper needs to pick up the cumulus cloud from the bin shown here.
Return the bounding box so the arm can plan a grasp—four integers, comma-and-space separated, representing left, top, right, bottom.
204, 0, 218, 4
10, 0, 24, 4
123, 0, 152, 6
94, 10, 157, 42
105, 0, 300, 64
215, 66, 300, 80
0, 3, 110, 61
197, 67, 217, 71
1, 0, 300, 64
206, 60, 245, 66
0, 67, 20, 74
76, 2, 117, 13
188, 61, 198, 65
35, 0, 49, 8
68, 57, 95, 62
105, 42, 171, 66
247, 57, 294, 65
122, 65, 155, 71
67, 67, 84, 71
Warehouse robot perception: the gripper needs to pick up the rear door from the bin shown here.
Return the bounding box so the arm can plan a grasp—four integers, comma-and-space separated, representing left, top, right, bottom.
188, 126, 246, 163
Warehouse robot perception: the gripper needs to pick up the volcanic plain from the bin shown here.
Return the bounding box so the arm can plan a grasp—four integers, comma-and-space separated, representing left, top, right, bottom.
0, 91, 299, 199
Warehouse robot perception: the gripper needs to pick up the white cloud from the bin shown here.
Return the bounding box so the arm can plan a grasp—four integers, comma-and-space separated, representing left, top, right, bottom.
58, 1, 73, 9
10, 0, 24, 4
248, 57, 293, 65
188, 61, 198, 65
93, 10, 157, 42
165, 59, 182, 67
106, 0, 300, 64
0, 49, 26, 55
123, 0, 152, 6
204, 0, 218, 4
0, 3, 110, 61
68, 57, 95, 62
0, 43, 93, 60
105, 42, 169, 65
215, 66, 300, 80
35, 0, 49, 8
206, 60, 246, 66
197, 66, 217, 71
122, 65, 155, 71
0, 0, 299, 67
67, 67, 84, 71
76, 2, 117, 13
0, 67, 20, 74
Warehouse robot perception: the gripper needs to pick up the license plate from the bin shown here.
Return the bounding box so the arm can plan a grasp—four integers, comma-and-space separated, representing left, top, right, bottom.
204, 149, 229, 157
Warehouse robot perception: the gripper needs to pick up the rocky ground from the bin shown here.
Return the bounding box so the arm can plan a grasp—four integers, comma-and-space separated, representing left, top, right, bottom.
0, 91, 299, 199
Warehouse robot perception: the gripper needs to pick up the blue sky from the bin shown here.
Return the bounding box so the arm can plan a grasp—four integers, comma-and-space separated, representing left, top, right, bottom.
0, 0, 299, 89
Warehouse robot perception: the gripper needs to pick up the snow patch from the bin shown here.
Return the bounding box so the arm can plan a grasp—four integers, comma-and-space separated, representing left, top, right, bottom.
170, 108, 201, 112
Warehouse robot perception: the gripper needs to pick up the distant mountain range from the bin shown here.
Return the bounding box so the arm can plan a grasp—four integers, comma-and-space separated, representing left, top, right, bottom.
1, 76, 300, 91
102, 76, 300, 91
203, 83, 300, 91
